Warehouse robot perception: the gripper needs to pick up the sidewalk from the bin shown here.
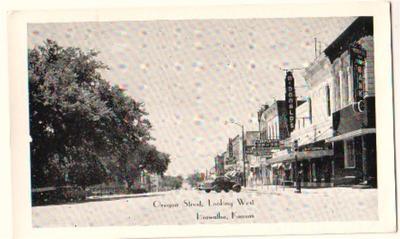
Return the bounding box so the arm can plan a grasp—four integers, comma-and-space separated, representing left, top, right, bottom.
243, 183, 377, 195
87, 190, 168, 201
243, 184, 289, 193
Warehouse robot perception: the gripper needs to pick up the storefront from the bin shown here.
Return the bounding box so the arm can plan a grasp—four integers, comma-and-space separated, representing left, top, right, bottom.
268, 149, 334, 187
326, 122, 377, 187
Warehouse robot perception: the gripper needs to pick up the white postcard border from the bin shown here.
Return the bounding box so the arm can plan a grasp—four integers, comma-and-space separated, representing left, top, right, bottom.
8, 1, 395, 238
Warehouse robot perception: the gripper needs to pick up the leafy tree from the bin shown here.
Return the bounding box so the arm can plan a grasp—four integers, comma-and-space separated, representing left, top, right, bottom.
186, 172, 204, 188
161, 175, 183, 190
29, 40, 112, 188
115, 143, 171, 191
28, 39, 170, 192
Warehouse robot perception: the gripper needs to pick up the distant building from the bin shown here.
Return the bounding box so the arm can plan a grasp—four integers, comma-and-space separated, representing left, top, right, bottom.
257, 100, 304, 185
244, 131, 262, 186
141, 172, 161, 192
258, 101, 289, 141
214, 153, 225, 176
229, 134, 244, 172
224, 138, 237, 172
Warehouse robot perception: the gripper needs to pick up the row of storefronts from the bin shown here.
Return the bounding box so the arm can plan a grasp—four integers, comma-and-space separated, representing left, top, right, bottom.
214, 17, 376, 188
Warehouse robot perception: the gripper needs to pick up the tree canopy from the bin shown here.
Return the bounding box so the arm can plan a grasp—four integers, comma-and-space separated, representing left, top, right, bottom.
29, 39, 170, 190
161, 175, 183, 190
186, 172, 204, 188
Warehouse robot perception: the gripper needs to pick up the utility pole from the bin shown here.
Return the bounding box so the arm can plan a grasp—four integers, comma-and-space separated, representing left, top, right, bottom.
319, 41, 322, 55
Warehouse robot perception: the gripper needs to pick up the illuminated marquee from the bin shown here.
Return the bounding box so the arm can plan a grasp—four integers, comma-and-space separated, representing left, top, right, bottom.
285, 71, 296, 133
245, 139, 280, 156
350, 43, 367, 102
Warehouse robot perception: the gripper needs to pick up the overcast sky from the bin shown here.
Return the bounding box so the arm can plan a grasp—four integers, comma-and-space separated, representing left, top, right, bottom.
28, 17, 356, 177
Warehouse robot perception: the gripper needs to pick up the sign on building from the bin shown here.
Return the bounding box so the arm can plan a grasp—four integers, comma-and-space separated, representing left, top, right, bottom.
245, 139, 280, 156
285, 71, 296, 133
350, 43, 367, 102
255, 139, 280, 148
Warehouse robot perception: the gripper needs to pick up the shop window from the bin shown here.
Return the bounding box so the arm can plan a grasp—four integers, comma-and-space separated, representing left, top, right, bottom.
344, 140, 356, 168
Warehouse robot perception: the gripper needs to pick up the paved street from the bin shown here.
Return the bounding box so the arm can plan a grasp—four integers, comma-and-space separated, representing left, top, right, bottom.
32, 187, 378, 227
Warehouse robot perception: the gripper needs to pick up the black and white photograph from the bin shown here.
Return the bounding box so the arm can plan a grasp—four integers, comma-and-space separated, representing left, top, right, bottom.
6, 1, 397, 238
26, 15, 381, 226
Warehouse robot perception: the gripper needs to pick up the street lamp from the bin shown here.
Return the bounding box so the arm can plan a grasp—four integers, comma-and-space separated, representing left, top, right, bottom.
228, 120, 247, 187
293, 140, 301, 193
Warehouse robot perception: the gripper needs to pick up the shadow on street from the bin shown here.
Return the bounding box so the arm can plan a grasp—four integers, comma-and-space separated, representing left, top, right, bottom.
33, 193, 165, 207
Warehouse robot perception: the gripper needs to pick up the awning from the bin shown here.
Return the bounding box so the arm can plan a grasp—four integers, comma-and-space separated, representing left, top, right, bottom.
325, 128, 376, 143
271, 163, 283, 169
267, 149, 334, 165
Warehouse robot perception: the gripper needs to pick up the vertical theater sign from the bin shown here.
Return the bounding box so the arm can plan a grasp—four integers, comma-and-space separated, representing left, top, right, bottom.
285, 71, 296, 133
350, 43, 367, 112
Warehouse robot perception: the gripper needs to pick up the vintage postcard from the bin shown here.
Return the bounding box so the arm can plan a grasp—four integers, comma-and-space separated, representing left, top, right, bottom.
8, 1, 396, 238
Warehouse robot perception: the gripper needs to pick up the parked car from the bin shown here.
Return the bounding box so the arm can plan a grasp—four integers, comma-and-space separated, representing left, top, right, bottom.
196, 182, 205, 190
197, 180, 212, 191
200, 176, 241, 193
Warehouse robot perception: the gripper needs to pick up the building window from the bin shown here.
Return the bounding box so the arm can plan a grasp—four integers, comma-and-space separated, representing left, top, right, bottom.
335, 72, 341, 110
340, 69, 349, 107
308, 98, 312, 124
347, 66, 353, 103
326, 85, 331, 116
344, 140, 356, 168
272, 125, 275, 139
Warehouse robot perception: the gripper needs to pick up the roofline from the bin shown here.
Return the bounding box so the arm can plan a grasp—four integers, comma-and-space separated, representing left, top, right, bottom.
324, 17, 373, 63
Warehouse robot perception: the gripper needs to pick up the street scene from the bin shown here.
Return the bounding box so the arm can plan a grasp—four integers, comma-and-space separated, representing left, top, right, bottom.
28, 16, 377, 227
